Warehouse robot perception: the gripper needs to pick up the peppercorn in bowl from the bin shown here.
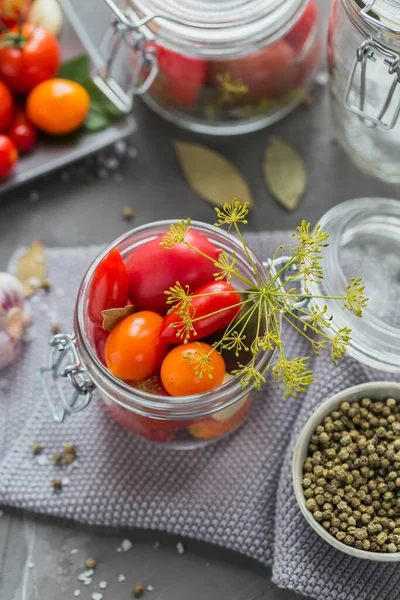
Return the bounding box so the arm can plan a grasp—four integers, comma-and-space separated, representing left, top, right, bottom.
292, 382, 400, 561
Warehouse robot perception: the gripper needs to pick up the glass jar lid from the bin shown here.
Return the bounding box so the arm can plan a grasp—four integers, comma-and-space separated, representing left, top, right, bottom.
309, 197, 400, 373
346, 0, 400, 47
129, 0, 308, 55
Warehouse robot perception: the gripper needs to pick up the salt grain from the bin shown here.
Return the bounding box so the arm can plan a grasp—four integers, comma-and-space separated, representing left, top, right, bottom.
176, 542, 185, 555
92, 593, 103, 600
147, 585, 154, 592
27, 562, 34, 569
62, 477, 70, 486
105, 156, 119, 170
73, 590, 80, 597
99, 581, 107, 589
83, 579, 92, 586
36, 455, 49, 466
316, 71, 329, 86
55, 288, 65, 298
114, 140, 127, 155
70, 549, 79, 555
118, 574, 126, 582
116, 547, 122, 553
128, 147, 138, 159
78, 569, 95, 582
121, 539, 133, 552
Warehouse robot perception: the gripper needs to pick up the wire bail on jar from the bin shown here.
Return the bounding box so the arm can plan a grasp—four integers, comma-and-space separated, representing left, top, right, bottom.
343, 0, 400, 130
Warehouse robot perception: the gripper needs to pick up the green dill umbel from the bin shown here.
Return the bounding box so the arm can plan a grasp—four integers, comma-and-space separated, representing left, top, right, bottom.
161, 200, 368, 398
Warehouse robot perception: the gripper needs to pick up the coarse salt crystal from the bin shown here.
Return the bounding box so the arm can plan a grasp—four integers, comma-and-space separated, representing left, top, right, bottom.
116, 547, 122, 553
147, 585, 154, 592
99, 582, 107, 589
114, 140, 127, 155
73, 590, 80, 597
176, 542, 185, 555
92, 593, 103, 600
55, 288, 65, 298
78, 569, 94, 582
118, 574, 126, 582
27, 562, 34, 569
121, 539, 133, 552
36, 455, 48, 466
70, 549, 79, 555
62, 477, 70, 486
83, 579, 92, 586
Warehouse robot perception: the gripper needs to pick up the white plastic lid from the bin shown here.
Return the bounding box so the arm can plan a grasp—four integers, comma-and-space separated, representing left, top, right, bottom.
309, 197, 400, 373
130, 0, 308, 56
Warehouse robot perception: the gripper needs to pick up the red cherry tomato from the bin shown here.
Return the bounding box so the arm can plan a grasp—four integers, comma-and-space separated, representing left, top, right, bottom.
126, 230, 222, 315
88, 248, 130, 325
161, 281, 241, 344
0, 134, 18, 178
105, 311, 170, 380
285, 0, 317, 52
209, 40, 297, 102
152, 45, 207, 107
0, 82, 14, 132
0, 24, 60, 94
161, 342, 225, 396
0, 0, 26, 28
105, 402, 176, 443
8, 109, 37, 153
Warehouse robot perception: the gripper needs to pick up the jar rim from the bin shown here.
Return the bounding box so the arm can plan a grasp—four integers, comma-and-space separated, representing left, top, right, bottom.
343, 0, 400, 49
129, 0, 309, 55
75, 219, 274, 417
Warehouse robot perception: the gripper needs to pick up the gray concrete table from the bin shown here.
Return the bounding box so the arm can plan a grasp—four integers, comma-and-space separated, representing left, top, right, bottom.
1, 3, 400, 600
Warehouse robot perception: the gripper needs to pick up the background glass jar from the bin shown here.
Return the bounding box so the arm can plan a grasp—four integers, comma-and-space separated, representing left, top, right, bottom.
41, 222, 274, 450
98, 0, 321, 135
328, 0, 400, 182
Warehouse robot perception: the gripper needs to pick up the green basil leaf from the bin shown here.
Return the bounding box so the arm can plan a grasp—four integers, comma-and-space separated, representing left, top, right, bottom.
58, 54, 90, 86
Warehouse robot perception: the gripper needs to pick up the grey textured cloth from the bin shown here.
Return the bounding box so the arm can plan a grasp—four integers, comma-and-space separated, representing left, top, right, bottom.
0, 234, 399, 600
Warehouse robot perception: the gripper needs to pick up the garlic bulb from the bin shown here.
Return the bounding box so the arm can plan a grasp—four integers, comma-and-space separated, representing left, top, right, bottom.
29, 0, 64, 36
0, 273, 33, 370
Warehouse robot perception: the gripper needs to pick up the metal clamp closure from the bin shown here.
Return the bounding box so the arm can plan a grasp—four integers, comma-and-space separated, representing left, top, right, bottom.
344, 38, 400, 130
360, 0, 400, 37
39, 334, 95, 423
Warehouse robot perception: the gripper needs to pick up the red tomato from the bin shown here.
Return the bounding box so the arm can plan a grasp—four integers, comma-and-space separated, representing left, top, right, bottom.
0, 0, 27, 27
151, 45, 207, 107
161, 281, 241, 344
8, 109, 37, 153
0, 82, 14, 132
209, 40, 297, 102
0, 24, 60, 94
88, 248, 130, 325
161, 342, 225, 396
0, 134, 18, 178
87, 321, 109, 366
126, 230, 222, 315
105, 311, 170, 380
105, 402, 176, 443
285, 0, 317, 52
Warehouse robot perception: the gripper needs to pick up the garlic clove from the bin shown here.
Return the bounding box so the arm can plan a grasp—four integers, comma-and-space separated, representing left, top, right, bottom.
6, 307, 24, 340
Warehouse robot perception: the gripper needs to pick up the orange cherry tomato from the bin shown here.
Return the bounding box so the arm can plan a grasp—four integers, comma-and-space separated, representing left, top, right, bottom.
27, 79, 90, 135
160, 342, 225, 397
188, 395, 252, 440
105, 311, 169, 381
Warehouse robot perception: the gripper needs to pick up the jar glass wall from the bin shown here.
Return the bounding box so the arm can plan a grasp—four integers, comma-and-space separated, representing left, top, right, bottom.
73, 222, 273, 449
126, 0, 321, 134
328, 0, 400, 182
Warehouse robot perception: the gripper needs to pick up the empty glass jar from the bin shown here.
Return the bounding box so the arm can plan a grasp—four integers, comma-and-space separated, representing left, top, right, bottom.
97, 0, 321, 134
328, 0, 400, 182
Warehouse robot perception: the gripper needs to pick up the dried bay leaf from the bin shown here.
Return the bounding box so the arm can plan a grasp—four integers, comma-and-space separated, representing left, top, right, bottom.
174, 140, 254, 209
16, 239, 47, 297
102, 305, 136, 332
264, 136, 307, 212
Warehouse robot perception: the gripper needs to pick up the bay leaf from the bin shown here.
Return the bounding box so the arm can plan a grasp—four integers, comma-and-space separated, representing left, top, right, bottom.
174, 140, 254, 209
16, 239, 47, 297
102, 305, 136, 332
264, 136, 307, 212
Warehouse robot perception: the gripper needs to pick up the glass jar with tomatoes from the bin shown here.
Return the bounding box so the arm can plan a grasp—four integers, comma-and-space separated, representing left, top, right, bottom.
41, 221, 275, 449
97, 0, 321, 134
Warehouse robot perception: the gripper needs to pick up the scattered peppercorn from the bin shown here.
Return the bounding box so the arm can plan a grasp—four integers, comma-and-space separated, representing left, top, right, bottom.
64, 452, 76, 464
41, 280, 51, 291
32, 442, 44, 455
52, 479, 62, 491
53, 452, 63, 465
64, 443, 77, 456
122, 207, 135, 221
302, 397, 400, 554
51, 323, 61, 334
85, 557, 96, 569
133, 584, 144, 598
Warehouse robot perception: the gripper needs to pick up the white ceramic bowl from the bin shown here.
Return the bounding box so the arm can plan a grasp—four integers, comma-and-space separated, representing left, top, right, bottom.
293, 381, 400, 561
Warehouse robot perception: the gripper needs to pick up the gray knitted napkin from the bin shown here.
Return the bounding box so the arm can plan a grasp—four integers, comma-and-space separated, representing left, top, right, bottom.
0, 233, 399, 600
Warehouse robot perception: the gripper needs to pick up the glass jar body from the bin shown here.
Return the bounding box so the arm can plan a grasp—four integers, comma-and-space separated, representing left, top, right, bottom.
129, 0, 321, 135
73, 221, 273, 449
328, 0, 400, 182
